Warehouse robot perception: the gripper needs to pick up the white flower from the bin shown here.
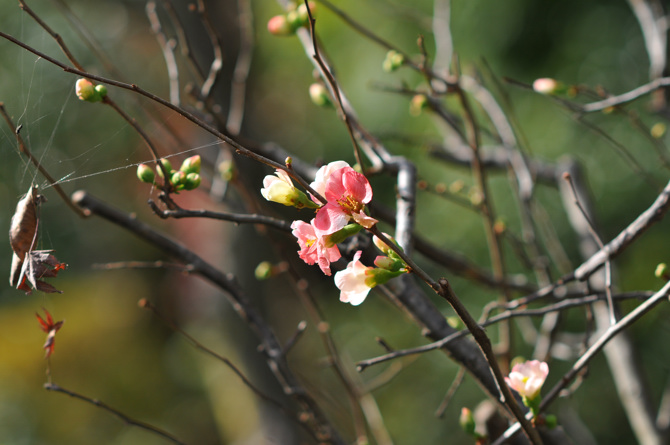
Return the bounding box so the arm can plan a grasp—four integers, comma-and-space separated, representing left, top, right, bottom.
505, 360, 549, 400
334, 251, 372, 306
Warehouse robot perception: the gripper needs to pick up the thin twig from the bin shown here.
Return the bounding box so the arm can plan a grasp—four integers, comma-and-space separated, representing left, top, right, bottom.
0, 103, 88, 218
148, 201, 292, 231
44, 382, 188, 445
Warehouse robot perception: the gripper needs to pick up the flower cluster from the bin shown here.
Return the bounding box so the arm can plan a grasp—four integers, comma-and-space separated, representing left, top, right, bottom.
261, 161, 407, 305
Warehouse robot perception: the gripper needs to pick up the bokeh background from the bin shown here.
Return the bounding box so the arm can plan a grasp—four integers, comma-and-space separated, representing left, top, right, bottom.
1, 0, 670, 444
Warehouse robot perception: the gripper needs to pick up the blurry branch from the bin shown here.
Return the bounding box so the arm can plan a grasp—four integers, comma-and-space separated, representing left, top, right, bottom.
71, 190, 345, 444
279, 254, 389, 444
44, 382, 187, 445
580, 77, 670, 113
627, 0, 667, 81
570, 176, 670, 282
493, 279, 670, 445
195, 0, 223, 99
0, 103, 88, 218
558, 161, 663, 445
357, 290, 653, 370
429, 143, 559, 185
431, 0, 453, 79
92, 260, 194, 272
434, 367, 465, 418
227, 0, 254, 135
147, 1, 181, 106
138, 299, 297, 420
161, 1, 205, 81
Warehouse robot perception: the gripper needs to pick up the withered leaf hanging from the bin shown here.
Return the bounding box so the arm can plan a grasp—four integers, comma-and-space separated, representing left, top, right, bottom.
8, 186, 66, 294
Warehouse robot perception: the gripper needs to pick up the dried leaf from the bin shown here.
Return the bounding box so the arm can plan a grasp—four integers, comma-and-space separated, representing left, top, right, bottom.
8, 186, 64, 294
9, 186, 44, 262
18, 250, 67, 295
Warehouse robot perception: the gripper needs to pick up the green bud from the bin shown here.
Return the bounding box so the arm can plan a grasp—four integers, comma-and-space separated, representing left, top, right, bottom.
180, 155, 201, 174
75, 78, 104, 103
544, 414, 558, 429
171, 171, 186, 188
156, 158, 173, 178
94, 84, 108, 99
218, 160, 236, 181
137, 164, 155, 184
183, 173, 201, 190
296, 2, 316, 24
459, 407, 476, 436
409, 94, 428, 116
286, 10, 304, 30
324, 223, 363, 248
255, 261, 273, 280
374, 255, 404, 272
364, 267, 406, 288
655, 263, 668, 279
382, 50, 405, 72
446, 316, 463, 330
309, 83, 333, 108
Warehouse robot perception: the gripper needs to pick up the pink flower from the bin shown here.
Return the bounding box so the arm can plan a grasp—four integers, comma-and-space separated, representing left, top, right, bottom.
291, 220, 341, 276
310, 160, 350, 199
314, 167, 377, 235
334, 251, 373, 305
505, 360, 549, 400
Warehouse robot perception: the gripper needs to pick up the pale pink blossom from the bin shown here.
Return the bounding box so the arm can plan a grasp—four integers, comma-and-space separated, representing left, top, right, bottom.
334, 251, 373, 305
291, 220, 341, 276
310, 160, 350, 199
505, 360, 549, 400
314, 166, 377, 235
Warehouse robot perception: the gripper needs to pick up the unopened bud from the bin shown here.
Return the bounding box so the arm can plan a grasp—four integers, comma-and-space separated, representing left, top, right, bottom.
75, 78, 103, 102
459, 408, 476, 436
171, 171, 186, 188
382, 50, 405, 72
156, 158, 173, 178
255, 261, 274, 280
651, 123, 666, 139
137, 164, 155, 184
296, 2, 316, 24
309, 83, 333, 108
267, 15, 293, 36
218, 160, 236, 181
655, 263, 668, 279
180, 155, 201, 174
532, 78, 560, 95
183, 173, 201, 190
409, 94, 428, 116
94, 84, 107, 99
